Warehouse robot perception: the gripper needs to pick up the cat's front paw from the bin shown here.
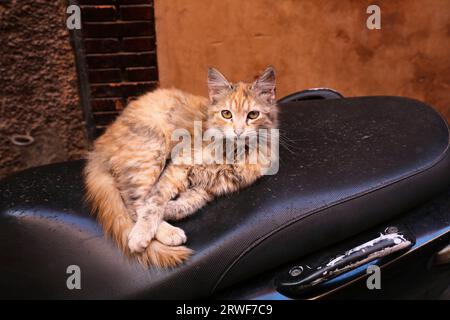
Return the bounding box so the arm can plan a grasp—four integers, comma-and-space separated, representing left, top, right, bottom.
128, 223, 153, 253
156, 221, 187, 246
164, 201, 184, 220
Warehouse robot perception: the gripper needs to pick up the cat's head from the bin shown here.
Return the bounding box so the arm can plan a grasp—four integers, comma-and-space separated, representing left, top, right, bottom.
205, 67, 278, 139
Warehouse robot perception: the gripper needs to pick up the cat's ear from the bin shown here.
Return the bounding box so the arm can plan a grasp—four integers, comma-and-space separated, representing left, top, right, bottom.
251, 66, 276, 104
207, 67, 232, 102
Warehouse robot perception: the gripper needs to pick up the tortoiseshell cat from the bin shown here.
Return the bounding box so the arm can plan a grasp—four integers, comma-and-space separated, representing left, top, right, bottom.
84, 67, 278, 267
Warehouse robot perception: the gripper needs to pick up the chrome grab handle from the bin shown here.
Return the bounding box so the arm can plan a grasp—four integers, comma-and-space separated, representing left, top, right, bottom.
276, 226, 414, 297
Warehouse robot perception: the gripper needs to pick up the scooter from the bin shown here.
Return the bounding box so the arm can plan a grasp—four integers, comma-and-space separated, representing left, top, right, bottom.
1, 89, 449, 299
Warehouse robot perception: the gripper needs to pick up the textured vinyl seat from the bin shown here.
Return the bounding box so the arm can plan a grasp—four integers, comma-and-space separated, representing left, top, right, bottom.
0, 97, 449, 299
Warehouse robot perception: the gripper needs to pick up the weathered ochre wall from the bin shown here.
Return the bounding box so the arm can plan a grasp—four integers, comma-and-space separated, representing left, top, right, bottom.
155, 0, 450, 121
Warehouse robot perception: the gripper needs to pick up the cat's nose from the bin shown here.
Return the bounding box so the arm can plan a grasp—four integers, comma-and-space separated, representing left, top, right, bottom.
234, 129, 244, 136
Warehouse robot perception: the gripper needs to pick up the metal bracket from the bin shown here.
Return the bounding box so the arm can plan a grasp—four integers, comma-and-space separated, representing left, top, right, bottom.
276, 226, 414, 297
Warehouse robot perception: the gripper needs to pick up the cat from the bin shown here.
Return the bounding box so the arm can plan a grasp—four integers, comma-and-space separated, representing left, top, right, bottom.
84, 66, 278, 268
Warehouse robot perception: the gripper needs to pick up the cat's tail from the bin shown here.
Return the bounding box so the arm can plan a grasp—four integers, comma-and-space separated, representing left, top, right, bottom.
84, 155, 192, 268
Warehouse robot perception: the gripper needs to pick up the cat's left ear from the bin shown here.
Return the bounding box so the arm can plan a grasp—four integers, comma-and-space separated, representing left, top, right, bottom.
207, 67, 232, 102
251, 66, 276, 104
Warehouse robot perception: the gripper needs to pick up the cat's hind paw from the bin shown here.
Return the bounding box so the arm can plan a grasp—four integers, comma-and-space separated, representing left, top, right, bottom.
156, 221, 187, 246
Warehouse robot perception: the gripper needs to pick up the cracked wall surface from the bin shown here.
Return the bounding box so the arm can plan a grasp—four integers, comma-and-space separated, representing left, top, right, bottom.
0, 0, 88, 178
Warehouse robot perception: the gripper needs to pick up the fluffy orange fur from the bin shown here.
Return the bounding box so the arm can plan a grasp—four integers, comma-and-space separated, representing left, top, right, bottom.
84, 67, 277, 268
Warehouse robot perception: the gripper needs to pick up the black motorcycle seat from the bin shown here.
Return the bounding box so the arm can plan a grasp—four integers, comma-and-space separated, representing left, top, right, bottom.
1, 96, 449, 299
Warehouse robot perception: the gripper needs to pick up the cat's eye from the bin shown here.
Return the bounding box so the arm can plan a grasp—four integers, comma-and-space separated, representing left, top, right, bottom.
221, 110, 232, 119
247, 111, 260, 120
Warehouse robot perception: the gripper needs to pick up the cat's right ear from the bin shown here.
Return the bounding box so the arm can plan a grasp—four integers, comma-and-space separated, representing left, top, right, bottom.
207, 68, 232, 102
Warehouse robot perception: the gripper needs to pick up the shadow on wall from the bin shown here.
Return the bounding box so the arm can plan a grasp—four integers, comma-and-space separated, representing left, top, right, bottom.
0, 1, 87, 178
155, 0, 450, 122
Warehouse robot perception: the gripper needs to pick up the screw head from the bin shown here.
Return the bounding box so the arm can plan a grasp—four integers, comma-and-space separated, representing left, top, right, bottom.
385, 226, 399, 234
289, 266, 303, 277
